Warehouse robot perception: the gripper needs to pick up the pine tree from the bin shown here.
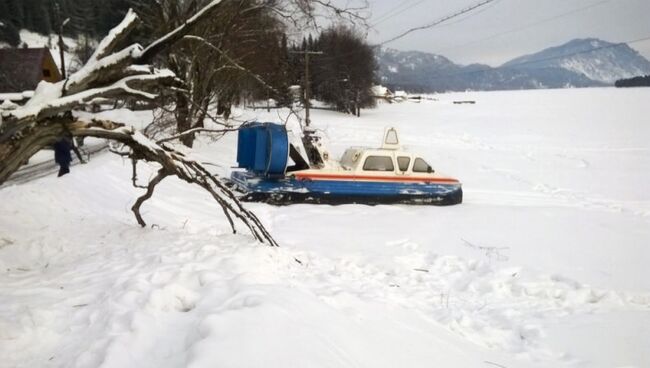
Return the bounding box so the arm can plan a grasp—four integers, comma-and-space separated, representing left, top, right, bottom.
275, 34, 292, 106
312, 26, 376, 115
0, 20, 21, 46
32, 2, 53, 35
0, 0, 7, 23
5, 0, 25, 29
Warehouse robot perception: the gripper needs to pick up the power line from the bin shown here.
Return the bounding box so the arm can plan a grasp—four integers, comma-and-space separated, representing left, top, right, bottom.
371, 0, 417, 26
315, 0, 498, 63
379, 0, 498, 46
434, 0, 616, 55
372, 0, 428, 27
298, 0, 639, 78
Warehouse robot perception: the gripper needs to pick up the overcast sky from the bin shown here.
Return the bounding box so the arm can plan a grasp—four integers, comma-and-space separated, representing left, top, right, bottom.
363, 0, 650, 66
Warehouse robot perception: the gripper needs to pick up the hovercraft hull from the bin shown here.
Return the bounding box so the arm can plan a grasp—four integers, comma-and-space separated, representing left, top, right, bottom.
230, 171, 463, 206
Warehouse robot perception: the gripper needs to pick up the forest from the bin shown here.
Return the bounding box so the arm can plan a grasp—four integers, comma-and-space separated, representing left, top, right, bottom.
615, 74, 650, 87
0, 0, 130, 44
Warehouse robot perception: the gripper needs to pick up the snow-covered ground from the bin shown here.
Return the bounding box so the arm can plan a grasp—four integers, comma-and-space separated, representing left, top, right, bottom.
1, 87, 649, 368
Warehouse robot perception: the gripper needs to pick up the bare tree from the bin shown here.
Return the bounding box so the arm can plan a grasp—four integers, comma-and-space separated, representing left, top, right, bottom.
0, 3, 278, 246
0, 0, 369, 246
133, 0, 370, 147
131, 0, 292, 147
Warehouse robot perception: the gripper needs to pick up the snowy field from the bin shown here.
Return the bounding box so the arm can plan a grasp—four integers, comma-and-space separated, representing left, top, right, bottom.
1, 87, 649, 367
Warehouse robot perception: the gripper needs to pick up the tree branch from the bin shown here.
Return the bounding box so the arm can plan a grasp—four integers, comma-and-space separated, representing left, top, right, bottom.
89, 9, 141, 62
137, 0, 226, 63
156, 127, 239, 145
132, 169, 168, 227
67, 118, 278, 246
183, 35, 281, 96
131, 158, 148, 189
0, 3, 279, 246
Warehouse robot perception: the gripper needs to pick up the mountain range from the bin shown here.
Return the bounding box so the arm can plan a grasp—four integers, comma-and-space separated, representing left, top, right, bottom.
376, 38, 650, 92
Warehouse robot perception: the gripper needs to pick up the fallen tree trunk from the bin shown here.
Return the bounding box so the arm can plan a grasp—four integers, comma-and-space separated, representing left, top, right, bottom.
0, 1, 278, 247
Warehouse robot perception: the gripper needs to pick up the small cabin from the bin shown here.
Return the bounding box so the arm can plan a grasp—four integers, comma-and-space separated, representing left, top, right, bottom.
0, 48, 62, 104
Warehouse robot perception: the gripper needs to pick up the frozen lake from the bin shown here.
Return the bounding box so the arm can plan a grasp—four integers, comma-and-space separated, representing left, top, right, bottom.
1, 87, 649, 367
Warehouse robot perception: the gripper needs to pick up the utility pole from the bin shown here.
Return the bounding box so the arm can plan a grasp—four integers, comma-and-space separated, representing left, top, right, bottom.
290, 50, 323, 126
57, 13, 70, 79
53, 1, 70, 79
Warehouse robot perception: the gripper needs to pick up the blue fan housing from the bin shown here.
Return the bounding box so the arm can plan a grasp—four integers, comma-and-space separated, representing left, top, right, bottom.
236, 122, 289, 177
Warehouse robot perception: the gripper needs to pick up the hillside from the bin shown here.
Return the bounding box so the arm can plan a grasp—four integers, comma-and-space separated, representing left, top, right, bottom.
504, 38, 650, 84
377, 38, 650, 92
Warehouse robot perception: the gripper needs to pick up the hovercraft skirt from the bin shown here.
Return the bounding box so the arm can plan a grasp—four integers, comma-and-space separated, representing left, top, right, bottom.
231, 171, 463, 206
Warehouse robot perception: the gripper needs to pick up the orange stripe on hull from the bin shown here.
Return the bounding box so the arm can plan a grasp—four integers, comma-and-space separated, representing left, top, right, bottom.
293, 173, 460, 184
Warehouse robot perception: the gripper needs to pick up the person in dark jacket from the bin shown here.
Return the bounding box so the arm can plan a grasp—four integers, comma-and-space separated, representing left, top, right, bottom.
53, 138, 73, 177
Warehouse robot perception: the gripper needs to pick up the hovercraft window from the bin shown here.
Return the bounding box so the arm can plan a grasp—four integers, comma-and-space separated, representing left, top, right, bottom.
363, 156, 395, 171
397, 156, 410, 171
413, 158, 433, 173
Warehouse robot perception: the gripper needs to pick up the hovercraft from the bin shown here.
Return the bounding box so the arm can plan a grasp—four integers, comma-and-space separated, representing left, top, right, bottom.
230, 122, 462, 206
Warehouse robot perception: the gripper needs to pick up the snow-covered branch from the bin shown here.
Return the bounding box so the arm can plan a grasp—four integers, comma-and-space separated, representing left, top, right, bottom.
137, 0, 225, 63
0, 1, 277, 246
89, 9, 141, 63
13, 70, 176, 122
65, 44, 146, 96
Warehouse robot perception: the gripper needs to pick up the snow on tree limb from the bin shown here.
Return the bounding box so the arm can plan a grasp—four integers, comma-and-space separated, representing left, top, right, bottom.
12, 70, 176, 121
65, 44, 146, 96
1, 0, 224, 123
0, 1, 278, 246
89, 9, 141, 63
137, 0, 225, 63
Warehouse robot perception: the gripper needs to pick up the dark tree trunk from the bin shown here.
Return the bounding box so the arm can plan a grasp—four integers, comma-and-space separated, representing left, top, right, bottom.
175, 92, 194, 148
0, 2, 280, 247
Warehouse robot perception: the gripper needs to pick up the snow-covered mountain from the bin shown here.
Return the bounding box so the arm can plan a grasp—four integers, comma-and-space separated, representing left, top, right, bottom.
378, 48, 461, 76
504, 38, 650, 84
377, 38, 650, 92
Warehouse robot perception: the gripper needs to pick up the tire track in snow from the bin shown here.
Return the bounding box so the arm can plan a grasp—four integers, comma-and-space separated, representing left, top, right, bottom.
289, 239, 650, 363
4, 225, 648, 367
472, 164, 650, 222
